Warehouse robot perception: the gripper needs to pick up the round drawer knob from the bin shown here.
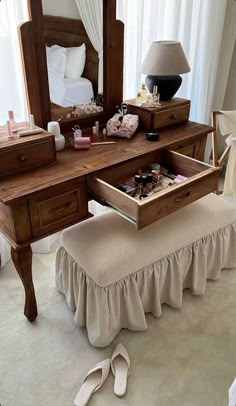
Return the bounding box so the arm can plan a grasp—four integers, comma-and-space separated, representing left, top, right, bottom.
170, 114, 177, 120
18, 154, 26, 162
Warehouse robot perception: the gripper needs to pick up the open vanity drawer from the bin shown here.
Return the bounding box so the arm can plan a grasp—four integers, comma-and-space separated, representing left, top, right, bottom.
88, 150, 220, 229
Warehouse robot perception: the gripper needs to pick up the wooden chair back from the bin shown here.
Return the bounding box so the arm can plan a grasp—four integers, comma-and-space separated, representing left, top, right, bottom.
211, 111, 231, 168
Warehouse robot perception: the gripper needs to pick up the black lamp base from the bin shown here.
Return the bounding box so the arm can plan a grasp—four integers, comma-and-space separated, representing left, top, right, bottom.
145, 75, 182, 101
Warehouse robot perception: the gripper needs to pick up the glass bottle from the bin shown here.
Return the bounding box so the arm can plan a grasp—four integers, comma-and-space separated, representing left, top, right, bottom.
153, 85, 158, 97
136, 92, 142, 106
6, 121, 14, 138
140, 83, 148, 102
152, 86, 160, 105
8, 110, 16, 131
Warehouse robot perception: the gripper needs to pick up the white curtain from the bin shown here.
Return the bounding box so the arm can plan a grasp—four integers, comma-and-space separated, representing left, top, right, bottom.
212, 1, 236, 112
0, 0, 61, 268
0, 0, 27, 267
75, 0, 103, 93
117, 0, 236, 127
0, 0, 28, 125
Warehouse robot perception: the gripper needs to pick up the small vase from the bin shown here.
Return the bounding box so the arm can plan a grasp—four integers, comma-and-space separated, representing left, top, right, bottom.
47, 121, 65, 151
55, 134, 65, 151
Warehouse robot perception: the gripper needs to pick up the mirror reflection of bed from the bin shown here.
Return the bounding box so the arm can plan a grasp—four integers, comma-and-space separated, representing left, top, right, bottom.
43, 13, 103, 121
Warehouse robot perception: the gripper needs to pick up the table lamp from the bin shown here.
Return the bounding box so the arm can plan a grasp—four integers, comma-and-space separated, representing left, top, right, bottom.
141, 40, 190, 101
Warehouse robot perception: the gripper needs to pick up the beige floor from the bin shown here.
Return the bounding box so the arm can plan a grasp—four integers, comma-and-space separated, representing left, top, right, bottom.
0, 244, 236, 406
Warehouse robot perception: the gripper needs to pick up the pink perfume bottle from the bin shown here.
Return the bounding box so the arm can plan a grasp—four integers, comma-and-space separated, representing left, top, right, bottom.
8, 110, 16, 131
6, 120, 14, 138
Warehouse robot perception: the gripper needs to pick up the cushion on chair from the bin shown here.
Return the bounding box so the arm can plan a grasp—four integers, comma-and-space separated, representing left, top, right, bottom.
55, 193, 236, 347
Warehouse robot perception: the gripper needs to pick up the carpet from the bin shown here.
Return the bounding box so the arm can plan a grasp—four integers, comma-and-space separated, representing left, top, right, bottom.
0, 249, 236, 406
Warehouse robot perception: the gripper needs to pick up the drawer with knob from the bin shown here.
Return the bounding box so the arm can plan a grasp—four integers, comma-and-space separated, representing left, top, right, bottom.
28, 180, 88, 237
127, 97, 190, 130
0, 125, 56, 177
88, 149, 220, 230
152, 104, 190, 129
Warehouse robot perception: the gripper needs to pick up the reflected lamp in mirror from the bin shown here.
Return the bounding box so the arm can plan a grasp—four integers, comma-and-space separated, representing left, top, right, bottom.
141, 41, 190, 101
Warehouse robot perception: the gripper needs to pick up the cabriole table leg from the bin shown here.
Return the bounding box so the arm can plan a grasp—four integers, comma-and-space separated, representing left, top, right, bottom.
11, 245, 38, 321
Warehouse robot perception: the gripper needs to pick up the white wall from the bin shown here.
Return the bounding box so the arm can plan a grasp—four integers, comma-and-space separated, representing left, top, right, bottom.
42, 0, 80, 19
223, 41, 236, 110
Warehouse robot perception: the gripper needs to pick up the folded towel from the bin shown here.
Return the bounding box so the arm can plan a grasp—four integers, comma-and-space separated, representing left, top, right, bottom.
219, 111, 236, 146
229, 377, 236, 406
223, 137, 236, 198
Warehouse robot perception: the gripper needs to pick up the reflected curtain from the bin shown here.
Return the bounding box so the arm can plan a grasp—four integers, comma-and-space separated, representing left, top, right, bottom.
75, 0, 103, 93
117, 0, 236, 127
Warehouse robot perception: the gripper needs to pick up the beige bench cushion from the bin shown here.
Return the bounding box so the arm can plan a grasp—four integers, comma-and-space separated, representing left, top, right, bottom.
56, 193, 236, 347
60, 193, 236, 287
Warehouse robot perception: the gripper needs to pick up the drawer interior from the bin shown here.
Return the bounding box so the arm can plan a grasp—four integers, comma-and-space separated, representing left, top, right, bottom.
88, 149, 220, 229
90, 149, 215, 190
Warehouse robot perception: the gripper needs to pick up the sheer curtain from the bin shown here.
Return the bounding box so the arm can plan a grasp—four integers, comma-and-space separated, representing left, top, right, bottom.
75, 0, 103, 93
117, 0, 236, 126
0, 0, 60, 268
0, 0, 28, 124
0, 0, 28, 267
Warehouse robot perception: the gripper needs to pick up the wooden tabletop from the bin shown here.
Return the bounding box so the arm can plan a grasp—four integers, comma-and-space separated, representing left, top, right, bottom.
0, 121, 213, 203
126, 97, 190, 111
0, 122, 49, 148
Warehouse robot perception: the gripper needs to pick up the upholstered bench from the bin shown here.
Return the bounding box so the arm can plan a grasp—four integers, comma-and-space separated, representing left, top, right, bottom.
55, 194, 236, 347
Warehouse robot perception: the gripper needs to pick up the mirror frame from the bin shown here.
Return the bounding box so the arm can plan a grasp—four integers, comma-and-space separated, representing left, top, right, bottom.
18, 0, 124, 134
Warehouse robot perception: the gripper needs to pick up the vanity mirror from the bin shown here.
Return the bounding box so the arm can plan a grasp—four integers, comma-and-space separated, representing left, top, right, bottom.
43, 13, 102, 122
19, 0, 124, 134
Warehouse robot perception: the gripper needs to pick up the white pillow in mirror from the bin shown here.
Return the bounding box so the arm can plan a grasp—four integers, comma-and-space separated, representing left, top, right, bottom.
46, 45, 50, 59
65, 43, 86, 80
46, 45, 67, 79
46, 45, 66, 105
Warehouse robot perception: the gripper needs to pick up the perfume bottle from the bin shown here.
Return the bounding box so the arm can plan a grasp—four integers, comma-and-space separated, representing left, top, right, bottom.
92, 126, 96, 142
8, 110, 16, 131
140, 83, 148, 102
147, 94, 155, 107
102, 128, 107, 139
6, 120, 14, 138
28, 114, 35, 129
152, 86, 160, 105
153, 85, 158, 97
95, 121, 99, 138
136, 92, 142, 106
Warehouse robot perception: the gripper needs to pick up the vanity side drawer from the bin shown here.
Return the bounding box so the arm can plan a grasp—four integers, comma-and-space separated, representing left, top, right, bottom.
88, 150, 220, 230
127, 98, 190, 130
29, 182, 88, 237
0, 138, 56, 177
152, 104, 190, 129
173, 136, 207, 161
175, 144, 196, 158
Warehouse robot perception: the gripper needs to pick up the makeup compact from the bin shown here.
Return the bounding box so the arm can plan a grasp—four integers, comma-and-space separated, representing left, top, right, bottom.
146, 132, 160, 141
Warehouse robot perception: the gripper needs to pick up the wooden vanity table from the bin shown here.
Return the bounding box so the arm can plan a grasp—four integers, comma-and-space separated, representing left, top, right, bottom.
0, 121, 219, 321
1, 0, 219, 321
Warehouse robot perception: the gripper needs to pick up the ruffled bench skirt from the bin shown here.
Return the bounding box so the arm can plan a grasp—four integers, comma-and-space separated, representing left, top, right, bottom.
55, 194, 236, 347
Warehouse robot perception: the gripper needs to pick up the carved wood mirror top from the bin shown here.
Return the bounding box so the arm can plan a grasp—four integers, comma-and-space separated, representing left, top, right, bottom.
19, 0, 124, 134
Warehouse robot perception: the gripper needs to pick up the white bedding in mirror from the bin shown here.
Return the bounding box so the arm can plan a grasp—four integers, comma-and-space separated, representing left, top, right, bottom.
62, 77, 94, 107
48, 74, 94, 107
48, 73, 94, 107
46, 43, 93, 107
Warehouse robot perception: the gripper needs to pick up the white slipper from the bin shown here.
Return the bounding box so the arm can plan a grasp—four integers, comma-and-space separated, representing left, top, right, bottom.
74, 359, 110, 406
111, 343, 130, 397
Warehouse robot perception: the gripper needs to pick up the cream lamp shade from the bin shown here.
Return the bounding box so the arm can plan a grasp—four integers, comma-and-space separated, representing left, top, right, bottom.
141, 41, 191, 100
